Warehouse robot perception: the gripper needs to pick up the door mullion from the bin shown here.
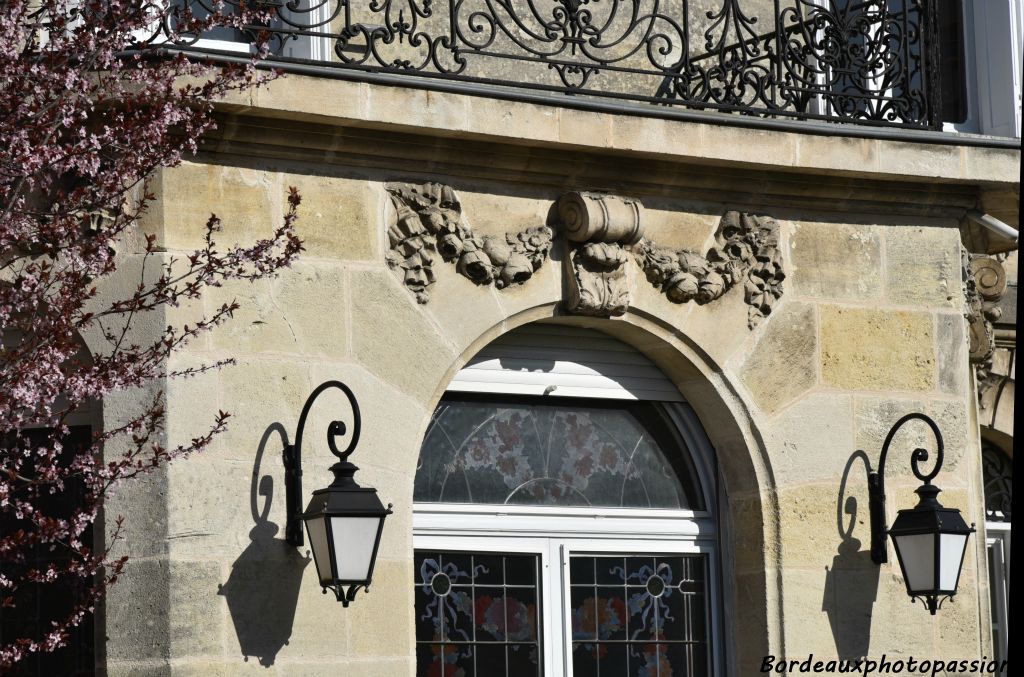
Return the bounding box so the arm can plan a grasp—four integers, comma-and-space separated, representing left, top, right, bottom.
554, 539, 572, 677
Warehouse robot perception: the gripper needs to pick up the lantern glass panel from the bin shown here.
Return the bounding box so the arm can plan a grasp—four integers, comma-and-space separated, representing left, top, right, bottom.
894, 533, 935, 592
331, 516, 381, 580
939, 533, 968, 590
305, 516, 333, 583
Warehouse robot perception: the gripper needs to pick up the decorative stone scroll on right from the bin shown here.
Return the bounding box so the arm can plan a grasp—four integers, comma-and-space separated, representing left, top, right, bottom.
963, 252, 1008, 398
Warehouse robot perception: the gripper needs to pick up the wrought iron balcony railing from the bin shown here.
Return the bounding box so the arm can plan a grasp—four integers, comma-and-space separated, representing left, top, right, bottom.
154, 0, 948, 130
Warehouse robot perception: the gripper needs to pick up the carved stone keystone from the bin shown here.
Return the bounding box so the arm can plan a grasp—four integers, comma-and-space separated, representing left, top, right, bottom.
558, 191, 645, 244
558, 192, 644, 316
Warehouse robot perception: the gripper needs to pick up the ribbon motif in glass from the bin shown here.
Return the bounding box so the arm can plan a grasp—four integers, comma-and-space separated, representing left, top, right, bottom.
569, 553, 712, 675
570, 554, 710, 677
414, 552, 543, 677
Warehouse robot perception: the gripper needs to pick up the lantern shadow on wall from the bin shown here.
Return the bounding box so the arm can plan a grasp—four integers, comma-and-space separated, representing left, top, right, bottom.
218, 423, 310, 667
823, 450, 879, 661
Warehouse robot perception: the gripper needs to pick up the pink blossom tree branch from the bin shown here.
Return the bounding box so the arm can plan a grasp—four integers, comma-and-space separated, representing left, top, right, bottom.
1, 0, 303, 667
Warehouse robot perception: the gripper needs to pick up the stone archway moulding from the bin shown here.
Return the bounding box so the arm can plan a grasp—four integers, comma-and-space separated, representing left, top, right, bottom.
385, 181, 790, 668
416, 306, 787, 673
385, 182, 786, 328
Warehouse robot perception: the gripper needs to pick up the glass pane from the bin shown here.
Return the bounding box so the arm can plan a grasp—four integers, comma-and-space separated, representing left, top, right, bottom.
414, 397, 702, 509
329, 516, 380, 580
474, 588, 507, 641
569, 553, 711, 675
894, 533, 936, 593
938, 534, 968, 591
572, 642, 599, 677
304, 516, 332, 584
415, 551, 542, 677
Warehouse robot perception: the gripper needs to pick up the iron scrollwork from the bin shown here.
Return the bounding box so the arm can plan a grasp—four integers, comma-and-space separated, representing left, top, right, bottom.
981, 442, 1012, 522
147, 0, 940, 128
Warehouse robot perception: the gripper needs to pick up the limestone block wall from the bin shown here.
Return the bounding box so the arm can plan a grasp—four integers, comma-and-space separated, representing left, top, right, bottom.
94, 81, 1017, 677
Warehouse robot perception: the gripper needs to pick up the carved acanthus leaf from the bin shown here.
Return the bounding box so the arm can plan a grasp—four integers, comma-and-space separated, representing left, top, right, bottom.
636, 211, 784, 329
386, 182, 553, 302
566, 242, 632, 316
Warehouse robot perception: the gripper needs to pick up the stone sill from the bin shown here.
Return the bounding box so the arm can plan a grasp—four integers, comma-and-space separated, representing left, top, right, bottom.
214, 73, 1020, 188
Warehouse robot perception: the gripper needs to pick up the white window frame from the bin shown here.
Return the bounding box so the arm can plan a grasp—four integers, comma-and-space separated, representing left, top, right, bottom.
153, 0, 334, 61
986, 522, 1011, 674
945, 0, 1023, 136
413, 326, 725, 676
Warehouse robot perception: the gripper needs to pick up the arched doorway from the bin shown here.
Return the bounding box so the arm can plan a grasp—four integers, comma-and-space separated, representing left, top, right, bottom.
412, 324, 724, 676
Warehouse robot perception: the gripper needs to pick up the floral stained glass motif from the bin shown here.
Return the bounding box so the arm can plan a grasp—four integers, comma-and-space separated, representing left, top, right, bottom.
415, 551, 542, 677
415, 397, 701, 509
570, 554, 709, 677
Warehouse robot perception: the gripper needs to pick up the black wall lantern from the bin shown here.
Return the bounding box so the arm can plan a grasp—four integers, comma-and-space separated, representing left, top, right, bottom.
867, 413, 975, 615
283, 381, 393, 606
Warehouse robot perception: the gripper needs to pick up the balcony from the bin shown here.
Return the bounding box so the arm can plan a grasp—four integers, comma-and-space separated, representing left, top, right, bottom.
152, 0, 1022, 144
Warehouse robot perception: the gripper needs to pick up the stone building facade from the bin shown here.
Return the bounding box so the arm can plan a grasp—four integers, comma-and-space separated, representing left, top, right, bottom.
77, 2, 1023, 676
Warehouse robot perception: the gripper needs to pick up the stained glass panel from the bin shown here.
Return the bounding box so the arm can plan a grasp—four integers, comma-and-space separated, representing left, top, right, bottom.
414, 397, 702, 510
569, 554, 709, 677
414, 551, 542, 677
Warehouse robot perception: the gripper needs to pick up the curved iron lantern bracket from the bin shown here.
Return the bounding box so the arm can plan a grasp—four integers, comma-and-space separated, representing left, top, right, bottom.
281, 380, 393, 607
282, 380, 363, 547
866, 412, 946, 565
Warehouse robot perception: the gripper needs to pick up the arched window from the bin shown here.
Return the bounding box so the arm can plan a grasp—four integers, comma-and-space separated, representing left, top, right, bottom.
413, 325, 721, 677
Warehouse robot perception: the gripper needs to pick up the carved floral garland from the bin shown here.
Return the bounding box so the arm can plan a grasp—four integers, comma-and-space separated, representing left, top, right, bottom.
635, 211, 785, 328
386, 182, 553, 303
385, 184, 785, 330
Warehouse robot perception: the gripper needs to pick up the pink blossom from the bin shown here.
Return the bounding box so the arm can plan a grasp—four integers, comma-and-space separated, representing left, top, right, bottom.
1, 0, 303, 668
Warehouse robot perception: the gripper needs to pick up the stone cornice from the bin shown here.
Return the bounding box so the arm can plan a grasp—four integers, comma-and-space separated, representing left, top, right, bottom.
209, 74, 1019, 186
203, 113, 986, 221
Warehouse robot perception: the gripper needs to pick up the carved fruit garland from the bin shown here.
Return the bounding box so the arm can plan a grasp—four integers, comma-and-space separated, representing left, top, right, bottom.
636, 211, 785, 329
386, 182, 553, 303
385, 183, 785, 330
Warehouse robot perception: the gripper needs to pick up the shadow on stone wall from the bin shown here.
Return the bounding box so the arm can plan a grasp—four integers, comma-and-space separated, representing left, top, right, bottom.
218, 423, 309, 667
822, 450, 879, 661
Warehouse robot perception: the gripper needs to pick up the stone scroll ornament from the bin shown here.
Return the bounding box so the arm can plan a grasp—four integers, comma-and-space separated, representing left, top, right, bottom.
385, 182, 553, 303
636, 211, 785, 328
558, 192, 643, 317
962, 252, 1007, 394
